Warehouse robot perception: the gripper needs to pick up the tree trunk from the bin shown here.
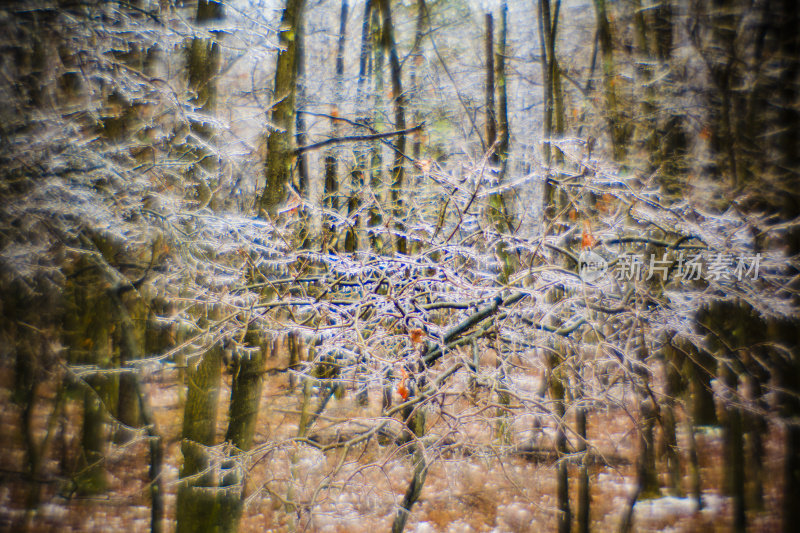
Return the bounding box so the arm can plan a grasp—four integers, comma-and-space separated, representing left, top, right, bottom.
485, 13, 496, 158
576, 405, 590, 533
592, 0, 625, 160
659, 341, 683, 496
486, 2, 516, 281
185, 0, 224, 209
225, 331, 271, 451
345, 0, 375, 253
294, 20, 311, 247
550, 360, 571, 533
393, 397, 428, 533
322, 0, 348, 252
368, 3, 385, 252
115, 295, 146, 444
260, 0, 308, 218
538, 0, 566, 209
176, 308, 225, 533
377, 0, 407, 255
219, 329, 272, 531
537, 4, 571, 530
495, 1, 509, 178
719, 363, 746, 533
64, 262, 116, 495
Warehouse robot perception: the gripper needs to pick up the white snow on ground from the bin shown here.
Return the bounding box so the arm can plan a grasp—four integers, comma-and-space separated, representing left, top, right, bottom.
412, 521, 438, 533
495, 502, 535, 531
633, 493, 727, 526
444, 520, 475, 533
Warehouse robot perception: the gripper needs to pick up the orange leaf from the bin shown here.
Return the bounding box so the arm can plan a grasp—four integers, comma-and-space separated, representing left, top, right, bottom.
409, 328, 425, 344
397, 383, 409, 401
598, 193, 615, 214
581, 220, 596, 250
397, 368, 410, 400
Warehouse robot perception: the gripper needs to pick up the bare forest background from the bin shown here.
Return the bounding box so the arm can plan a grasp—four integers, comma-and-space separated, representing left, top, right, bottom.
1, 0, 799, 532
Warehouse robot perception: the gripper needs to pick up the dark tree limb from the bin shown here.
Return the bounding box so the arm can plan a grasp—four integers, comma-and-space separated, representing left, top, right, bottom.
295, 123, 424, 155
423, 291, 527, 366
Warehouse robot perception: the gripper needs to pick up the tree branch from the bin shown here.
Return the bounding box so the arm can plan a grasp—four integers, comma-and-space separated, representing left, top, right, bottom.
294, 123, 424, 154
422, 291, 528, 366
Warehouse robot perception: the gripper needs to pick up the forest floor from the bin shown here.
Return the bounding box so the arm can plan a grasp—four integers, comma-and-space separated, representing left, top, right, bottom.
0, 358, 785, 533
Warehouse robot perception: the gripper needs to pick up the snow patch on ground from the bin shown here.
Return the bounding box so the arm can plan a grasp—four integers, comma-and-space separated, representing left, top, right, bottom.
634, 493, 727, 523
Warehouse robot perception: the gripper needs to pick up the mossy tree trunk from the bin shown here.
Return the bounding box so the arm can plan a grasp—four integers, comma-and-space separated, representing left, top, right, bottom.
377, 0, 407, 255
259, 0, 307, 218
486, 2, 517, 282
550, 357, 571, 533
538, 0, 565, 203
575, 404, 590, 533
64, 260, 117, 496
175, 309, 226, 533
392, 393, 428, 533
185, 0, 225, 209
114, 293, 146, 444
592, 0, 626, 160
219, 328, 273, 531
225, 330, 271, 451
345, 0, 375, 253
538, 2, 571, 531
323, 0, 348, 252
368, 2, 385, 252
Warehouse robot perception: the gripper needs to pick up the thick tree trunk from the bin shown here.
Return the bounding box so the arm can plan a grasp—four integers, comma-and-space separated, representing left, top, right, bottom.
115, 295, 146, 444
176, 17, 229, 530
636, 397, 660, 499
538, 0, 565, 210
392, 400, 428, 533
719, 364, 746, 533
175, 311, 226, 533
484, 13, 496, 158
322, 0, 348, 252
576, 405, 590, 533
226, 331, 271, 451
64, 262, 116, 495
550, 360, 571, 533
592, 0, 625, 160
219, 329, 272, 531
260, 0, 307, 218
659, 341, 684, 496
377, 0, 407, 255
185, 0, 224, 209
486, 2, 516, 280
368, 3, 385, 252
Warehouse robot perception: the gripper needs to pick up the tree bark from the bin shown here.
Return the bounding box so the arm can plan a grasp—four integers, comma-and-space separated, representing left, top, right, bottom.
592, 0, 625, 160
576, 405, 590, 533
485, 13, 496, 158
260, 0, 308, 218
176, 307, 226, 533
323, 0, 348, 252
64, 260, 116, 495
377, 0, 407, 255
